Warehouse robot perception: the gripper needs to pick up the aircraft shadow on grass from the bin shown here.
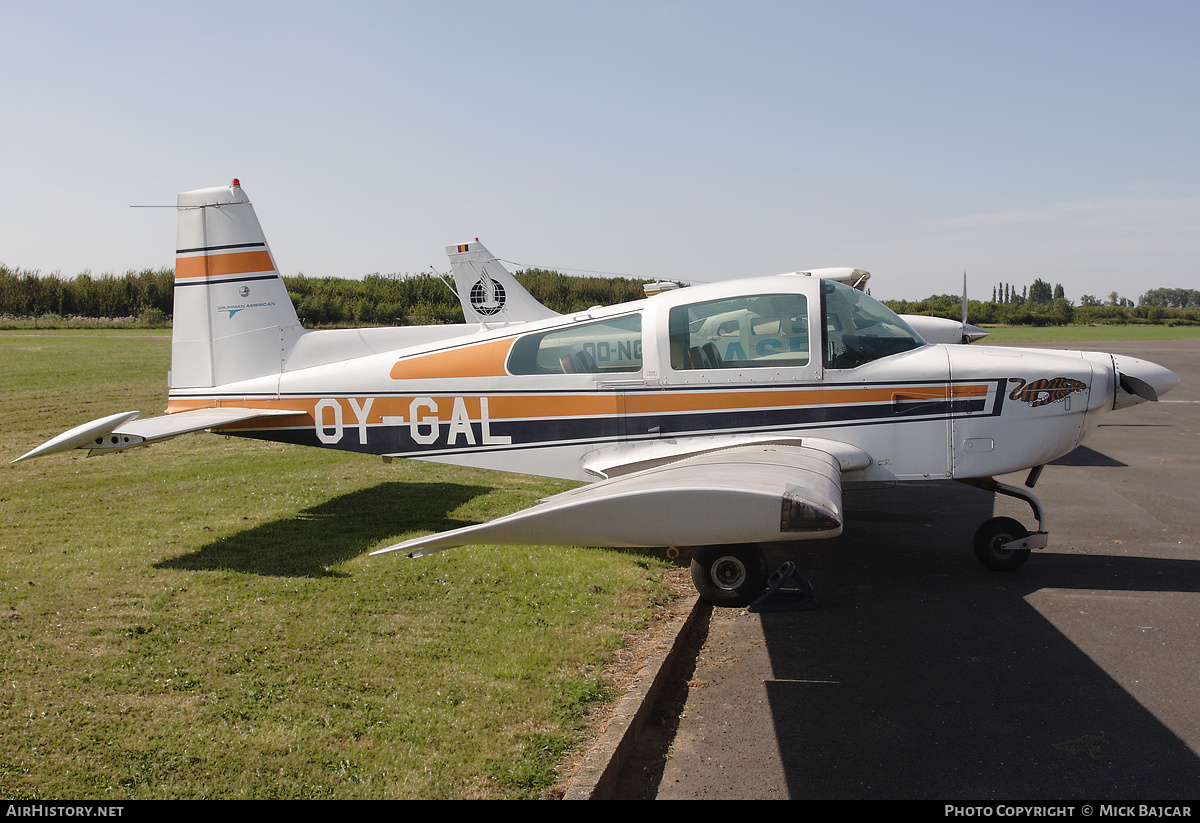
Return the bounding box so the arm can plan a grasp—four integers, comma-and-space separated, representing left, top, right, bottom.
156, 481, 494, 578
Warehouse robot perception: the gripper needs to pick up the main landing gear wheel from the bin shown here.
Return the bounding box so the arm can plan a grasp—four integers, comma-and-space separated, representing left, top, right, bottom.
973, 516, 1032, 572
690, 544, 769, 608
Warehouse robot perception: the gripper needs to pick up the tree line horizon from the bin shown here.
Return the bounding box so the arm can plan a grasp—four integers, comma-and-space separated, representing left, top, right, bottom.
1, 265, 1198, 328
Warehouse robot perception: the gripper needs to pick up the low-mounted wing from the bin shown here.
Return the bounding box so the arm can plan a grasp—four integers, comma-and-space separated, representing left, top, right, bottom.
12, 407, 306, 464
374, 441, 870, 557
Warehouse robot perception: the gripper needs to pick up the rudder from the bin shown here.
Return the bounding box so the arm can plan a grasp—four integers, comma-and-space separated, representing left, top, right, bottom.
172, 180, 301, 388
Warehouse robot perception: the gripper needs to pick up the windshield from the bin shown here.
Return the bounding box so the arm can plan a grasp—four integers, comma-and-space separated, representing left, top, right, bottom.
822, 280, 925, 369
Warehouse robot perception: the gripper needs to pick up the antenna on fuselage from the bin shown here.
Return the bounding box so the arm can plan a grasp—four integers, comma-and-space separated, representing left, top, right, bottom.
432, 265, 461, 301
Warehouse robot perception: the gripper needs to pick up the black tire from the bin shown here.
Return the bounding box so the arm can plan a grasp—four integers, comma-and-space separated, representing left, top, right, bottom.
973, 516, 1032, 571
690, 544, 769, 607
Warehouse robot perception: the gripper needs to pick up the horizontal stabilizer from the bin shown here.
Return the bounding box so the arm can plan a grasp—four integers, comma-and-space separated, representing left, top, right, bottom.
373, 444, 850, 557
12, 407, 305, 463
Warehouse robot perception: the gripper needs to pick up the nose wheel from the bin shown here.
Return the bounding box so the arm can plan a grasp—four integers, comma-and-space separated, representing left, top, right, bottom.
973, 516, 1032, 571
960, 477, 1050, 571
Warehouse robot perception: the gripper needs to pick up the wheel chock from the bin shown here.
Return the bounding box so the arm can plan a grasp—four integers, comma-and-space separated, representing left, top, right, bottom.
749, 561, 817, 612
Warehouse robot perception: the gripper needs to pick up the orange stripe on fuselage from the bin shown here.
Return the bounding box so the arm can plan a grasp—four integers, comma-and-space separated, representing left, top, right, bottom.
175, 250, 276, 280
165, 383, 990, 430
389, 338, 514, 380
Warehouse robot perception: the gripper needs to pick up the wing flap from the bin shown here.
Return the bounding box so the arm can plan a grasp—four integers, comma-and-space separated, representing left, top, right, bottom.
12, 407, 304, 463
374, 443, 849, 558
580, 435, 871, 479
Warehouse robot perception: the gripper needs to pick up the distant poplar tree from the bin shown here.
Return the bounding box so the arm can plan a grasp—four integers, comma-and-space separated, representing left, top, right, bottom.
1029, 278, 1053, 304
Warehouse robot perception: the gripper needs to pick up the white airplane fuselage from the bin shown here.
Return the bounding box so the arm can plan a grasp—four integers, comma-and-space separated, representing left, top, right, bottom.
163, 273, 1156, 488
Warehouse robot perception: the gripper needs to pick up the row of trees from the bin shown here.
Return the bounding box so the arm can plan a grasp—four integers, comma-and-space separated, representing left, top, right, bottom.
885, 292, 1200, 327
992, 279, 1066, 305
285, 268, 650, 326
888, 277, 1200, 326
0, 267, 175, 322
0, 265, 651, 327
886, 294, 1079, 327
1, 265, 1197, 328
1136, 287, 1200, 308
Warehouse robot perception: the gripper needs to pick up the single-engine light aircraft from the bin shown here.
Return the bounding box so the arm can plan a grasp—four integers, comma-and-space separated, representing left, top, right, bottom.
13, 181, 1180, 606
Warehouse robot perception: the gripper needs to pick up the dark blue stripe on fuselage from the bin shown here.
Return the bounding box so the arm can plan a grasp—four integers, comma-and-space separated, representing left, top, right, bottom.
221, 391, 994, 458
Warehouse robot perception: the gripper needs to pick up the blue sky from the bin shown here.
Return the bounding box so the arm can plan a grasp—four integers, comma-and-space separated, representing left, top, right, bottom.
2, 0, 1197, 301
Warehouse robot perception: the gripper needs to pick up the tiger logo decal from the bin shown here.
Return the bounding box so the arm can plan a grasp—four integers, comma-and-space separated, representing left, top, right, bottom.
1008, 377, 1087, 407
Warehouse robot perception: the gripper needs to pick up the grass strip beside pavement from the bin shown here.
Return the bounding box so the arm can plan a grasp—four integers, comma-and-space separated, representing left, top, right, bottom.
0, 331, 676, 799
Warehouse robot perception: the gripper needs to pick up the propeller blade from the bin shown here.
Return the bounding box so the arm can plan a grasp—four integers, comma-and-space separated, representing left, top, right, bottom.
960, 272, 985, 343
961, 271, 968, 328
1119, 373, 1159, 402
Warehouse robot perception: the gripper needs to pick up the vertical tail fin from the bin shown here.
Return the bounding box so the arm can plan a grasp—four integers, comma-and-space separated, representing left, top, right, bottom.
172, 180, 301, 388
445, 241, 560, 325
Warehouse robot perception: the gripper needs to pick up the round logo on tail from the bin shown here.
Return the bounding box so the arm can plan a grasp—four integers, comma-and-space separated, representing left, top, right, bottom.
469, 274, 506, 316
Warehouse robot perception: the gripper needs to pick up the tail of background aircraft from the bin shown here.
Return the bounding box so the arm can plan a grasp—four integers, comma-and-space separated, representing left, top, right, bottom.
445, 241, 560, 325
171, 180, 302, 389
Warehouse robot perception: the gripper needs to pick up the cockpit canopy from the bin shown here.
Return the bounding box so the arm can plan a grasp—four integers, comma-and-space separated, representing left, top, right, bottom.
821, 280, 925, 369
503, 277, 927, 377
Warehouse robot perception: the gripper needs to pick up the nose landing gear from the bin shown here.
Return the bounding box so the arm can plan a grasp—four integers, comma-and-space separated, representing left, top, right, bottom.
960, 477, 1050, 571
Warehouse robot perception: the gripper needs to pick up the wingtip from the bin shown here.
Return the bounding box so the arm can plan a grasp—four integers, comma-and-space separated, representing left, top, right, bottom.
9, 410, 142, 465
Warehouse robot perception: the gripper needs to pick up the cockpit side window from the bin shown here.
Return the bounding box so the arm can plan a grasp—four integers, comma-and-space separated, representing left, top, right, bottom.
669, 294, 810, 370
822, 280, 924, 369
507, 313, 642, 375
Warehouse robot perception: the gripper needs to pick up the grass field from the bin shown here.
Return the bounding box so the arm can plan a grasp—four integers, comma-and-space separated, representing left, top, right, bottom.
0, 331, 677, 799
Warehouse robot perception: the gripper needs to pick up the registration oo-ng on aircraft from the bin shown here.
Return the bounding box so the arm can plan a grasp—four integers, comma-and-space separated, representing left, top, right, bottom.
14, 180, 1180, 607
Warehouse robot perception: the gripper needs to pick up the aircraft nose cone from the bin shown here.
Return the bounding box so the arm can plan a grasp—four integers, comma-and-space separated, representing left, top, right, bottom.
962, 323, 989, 344
1112, 354, 1179, 402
